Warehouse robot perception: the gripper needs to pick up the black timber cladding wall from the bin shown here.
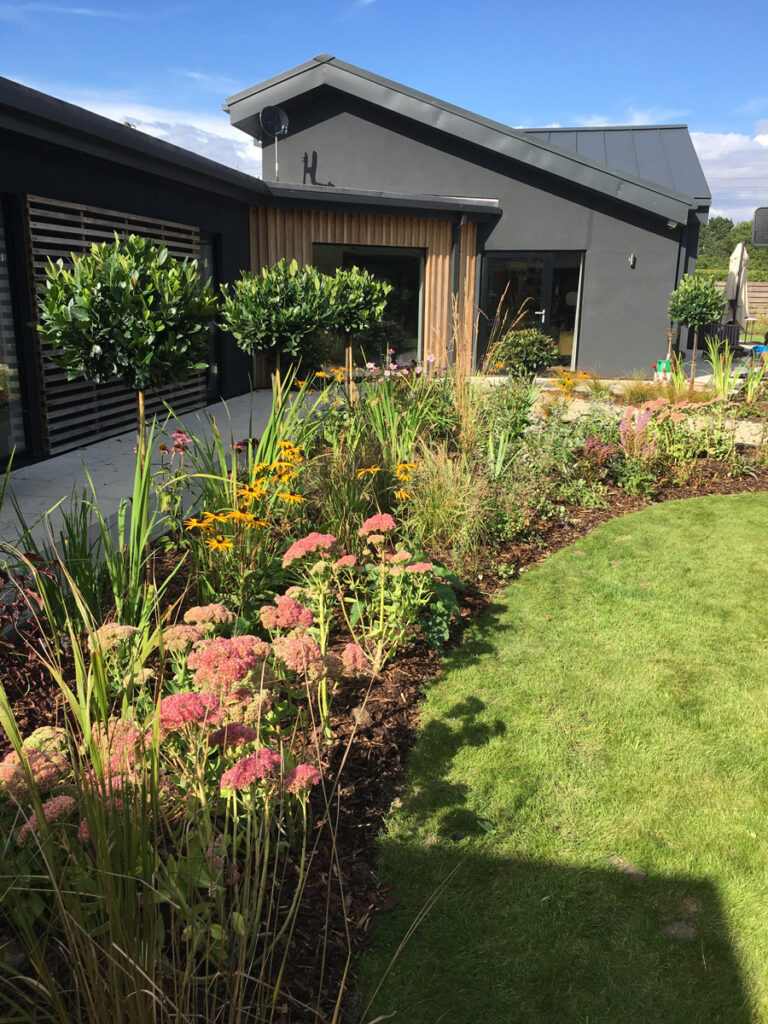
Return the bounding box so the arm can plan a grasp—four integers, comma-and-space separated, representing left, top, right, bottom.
262, 87, 687, 376
1, 127, 252, 458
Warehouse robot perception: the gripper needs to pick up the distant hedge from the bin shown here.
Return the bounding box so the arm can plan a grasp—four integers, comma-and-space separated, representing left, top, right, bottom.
694, 269, 726, 283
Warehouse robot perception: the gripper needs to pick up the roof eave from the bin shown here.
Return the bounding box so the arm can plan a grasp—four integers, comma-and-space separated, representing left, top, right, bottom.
0, 75, 270, 204
261, 180, 502, 219
225, 57, 695, 222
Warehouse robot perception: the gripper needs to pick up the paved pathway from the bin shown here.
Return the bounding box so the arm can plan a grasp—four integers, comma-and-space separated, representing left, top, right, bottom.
0, 391, 276, 551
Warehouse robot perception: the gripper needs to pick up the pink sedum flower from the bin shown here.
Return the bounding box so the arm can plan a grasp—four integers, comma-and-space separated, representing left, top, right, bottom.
183, 603, 234, 627
188, 636, 271, 698
284, 764, 321, 794
405, 561, 434, 574
158, 691, 221, 735
358, 513, 396, 537
91, 717, 144, 772
259, 595, 314, 632
334, 554, 357, 569
17, 794, 77, 845
388, 550, 411, 564
208, 723, 261, 749
0, 748, 70, 800
341, 642, 371, 677
162, 624, 205, 653
88, 623, 139, 653
282, 532, 337, 568
273, 633, 324, 677
220, 748, 282, 792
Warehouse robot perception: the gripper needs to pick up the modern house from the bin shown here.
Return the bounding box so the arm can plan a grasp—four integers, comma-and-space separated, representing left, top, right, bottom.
0, 75, 495, 466
224, 55, 711, 374
1, 58, 710, 466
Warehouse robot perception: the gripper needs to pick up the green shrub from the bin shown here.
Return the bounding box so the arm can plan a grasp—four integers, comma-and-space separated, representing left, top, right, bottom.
37, 233, 217, 454
491, 327, 558, 378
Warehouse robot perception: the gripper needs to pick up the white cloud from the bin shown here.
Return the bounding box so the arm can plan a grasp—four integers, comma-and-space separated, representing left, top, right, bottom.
19, 81, 263, 177
624, 106, 689, 125
692, 128, 768, 222
176, 69, 239, 92
0, 2, 190, 19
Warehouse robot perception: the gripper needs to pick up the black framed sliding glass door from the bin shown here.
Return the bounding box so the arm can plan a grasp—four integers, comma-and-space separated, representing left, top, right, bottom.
480, 251, 583, 369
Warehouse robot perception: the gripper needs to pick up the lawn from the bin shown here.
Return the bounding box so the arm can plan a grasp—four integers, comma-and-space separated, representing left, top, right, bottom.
360, 492, 768, 1024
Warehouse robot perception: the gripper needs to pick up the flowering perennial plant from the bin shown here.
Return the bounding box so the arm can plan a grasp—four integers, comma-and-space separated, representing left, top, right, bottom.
188, 635, 271, 698
259, 595, 314, 632
161, 624, 205, 653
183, 603, 235, 627
17, 794, 77, 846
282, 531, 337, 568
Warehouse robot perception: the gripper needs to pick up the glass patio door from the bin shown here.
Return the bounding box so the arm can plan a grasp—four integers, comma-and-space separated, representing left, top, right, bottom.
481, 252, 583, 368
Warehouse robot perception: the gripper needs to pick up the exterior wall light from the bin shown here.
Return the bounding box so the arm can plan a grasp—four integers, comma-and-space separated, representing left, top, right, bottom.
628, 253, 637, 269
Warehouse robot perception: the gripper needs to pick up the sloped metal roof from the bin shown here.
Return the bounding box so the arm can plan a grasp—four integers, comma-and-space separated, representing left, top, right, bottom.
225, 55, 706, 223
0, 76, 500, 220
525, 126, 711, 204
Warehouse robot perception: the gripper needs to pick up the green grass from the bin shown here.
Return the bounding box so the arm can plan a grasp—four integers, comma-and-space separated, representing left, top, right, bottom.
360, 493, 768, 1024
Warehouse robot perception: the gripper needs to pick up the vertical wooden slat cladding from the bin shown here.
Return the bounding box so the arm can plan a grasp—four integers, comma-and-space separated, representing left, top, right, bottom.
456, 221, 478, 374
26, 195, 205, 456
248, 206, 478, 368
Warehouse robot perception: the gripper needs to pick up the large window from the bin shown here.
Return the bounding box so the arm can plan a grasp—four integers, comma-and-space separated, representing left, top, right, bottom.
482, 251, 583, 368
0, 207, 26, 460
312, 243, 424, 363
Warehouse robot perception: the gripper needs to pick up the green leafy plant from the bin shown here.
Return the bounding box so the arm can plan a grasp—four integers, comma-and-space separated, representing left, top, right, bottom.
327, 265, 391, 338
490, 326, 558, 379
37, 233, 217, 458
668, 274, 727, 386
744, 353, 768, 404
0, 362, 11, 409
219, 258, 331, 372
705, 337, 743, 401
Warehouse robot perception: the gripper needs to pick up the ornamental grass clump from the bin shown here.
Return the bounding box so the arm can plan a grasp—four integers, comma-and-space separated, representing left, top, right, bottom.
0, 579, 325, 1024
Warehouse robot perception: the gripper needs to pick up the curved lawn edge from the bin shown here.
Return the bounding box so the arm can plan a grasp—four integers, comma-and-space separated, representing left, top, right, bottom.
359, 491, 768, 1024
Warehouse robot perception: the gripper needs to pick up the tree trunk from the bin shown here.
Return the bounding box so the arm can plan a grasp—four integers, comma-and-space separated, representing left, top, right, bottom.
689, 328, 699, 394
345, 335, 357, 403
137, 389, 147, 462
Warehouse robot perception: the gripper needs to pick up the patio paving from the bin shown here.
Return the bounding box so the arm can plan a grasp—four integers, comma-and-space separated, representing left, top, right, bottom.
0, 390, 275, 552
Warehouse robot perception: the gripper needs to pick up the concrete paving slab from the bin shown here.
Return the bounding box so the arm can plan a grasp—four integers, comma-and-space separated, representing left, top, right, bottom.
0, 390, 276, 552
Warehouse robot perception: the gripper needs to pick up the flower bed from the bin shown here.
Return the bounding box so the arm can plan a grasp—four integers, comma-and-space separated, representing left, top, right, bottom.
2, 362, 768, 1021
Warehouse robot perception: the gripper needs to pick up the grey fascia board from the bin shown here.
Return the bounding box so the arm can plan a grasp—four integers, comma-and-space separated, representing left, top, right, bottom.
261, 180, 501, 219
226, 57, 695, 222
0, 76, 270, 204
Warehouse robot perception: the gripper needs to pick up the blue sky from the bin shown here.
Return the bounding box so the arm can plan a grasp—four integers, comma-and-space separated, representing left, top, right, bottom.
2, 0, 767, 221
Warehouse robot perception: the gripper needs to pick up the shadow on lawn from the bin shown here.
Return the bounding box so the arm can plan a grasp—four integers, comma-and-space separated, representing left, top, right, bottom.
366, 845, 757, 1024
404, 692, 507, 840
362, 601, 758, 1023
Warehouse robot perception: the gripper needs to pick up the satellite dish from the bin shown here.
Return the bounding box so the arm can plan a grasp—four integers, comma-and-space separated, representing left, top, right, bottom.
260, 105, 289, 139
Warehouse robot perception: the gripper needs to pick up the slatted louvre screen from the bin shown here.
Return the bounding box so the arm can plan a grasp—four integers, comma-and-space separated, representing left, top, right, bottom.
26, 196, 207, 455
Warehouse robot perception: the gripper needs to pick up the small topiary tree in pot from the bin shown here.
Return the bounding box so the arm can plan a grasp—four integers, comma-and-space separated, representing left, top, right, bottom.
668, 274, 726, 389
37, 233, 218, 459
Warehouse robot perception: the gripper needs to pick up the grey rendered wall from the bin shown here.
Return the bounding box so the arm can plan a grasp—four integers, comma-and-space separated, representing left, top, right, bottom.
263, 88, 684, 375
